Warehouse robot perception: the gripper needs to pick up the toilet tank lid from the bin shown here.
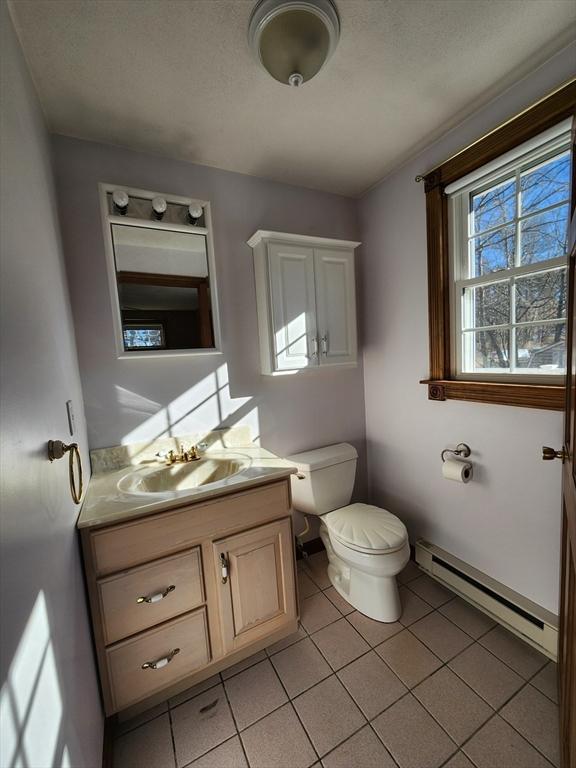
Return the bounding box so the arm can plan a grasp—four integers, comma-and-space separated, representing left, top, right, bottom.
286, 443, 358, 472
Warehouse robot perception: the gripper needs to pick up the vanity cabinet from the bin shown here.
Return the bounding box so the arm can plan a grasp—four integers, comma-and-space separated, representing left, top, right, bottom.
80, 478, 297, 716
215, 518, 296, 654
249, 231, 361, 375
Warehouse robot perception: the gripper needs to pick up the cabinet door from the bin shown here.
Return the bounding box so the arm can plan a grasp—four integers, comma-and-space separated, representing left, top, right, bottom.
268, 242, 318, 371
314, 248, 357, 366
214, 518, 297, 654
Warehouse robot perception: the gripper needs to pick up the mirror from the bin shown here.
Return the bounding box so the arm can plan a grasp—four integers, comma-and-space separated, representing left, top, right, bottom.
101, 186, 220, 356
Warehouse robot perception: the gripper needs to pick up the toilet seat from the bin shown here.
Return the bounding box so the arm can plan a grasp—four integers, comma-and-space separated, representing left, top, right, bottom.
322, 503, 408, 555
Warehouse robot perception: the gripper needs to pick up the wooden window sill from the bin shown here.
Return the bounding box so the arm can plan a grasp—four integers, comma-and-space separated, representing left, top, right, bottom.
420, 378, 565, 410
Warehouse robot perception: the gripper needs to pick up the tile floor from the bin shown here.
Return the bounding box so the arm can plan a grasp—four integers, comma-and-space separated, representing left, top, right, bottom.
112, 551, 559, 768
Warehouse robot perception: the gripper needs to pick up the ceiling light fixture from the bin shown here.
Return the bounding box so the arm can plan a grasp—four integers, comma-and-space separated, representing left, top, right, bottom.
248, 0, 340, 87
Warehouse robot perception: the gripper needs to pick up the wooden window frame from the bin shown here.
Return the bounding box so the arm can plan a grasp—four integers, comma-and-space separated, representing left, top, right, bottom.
421, 79, 576, 410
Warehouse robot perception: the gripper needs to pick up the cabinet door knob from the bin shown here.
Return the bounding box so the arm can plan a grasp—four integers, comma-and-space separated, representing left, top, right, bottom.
220, 553, 229, 584
141, 647, 180, 670
542, 446, 567, 461
136, 585, 176, 604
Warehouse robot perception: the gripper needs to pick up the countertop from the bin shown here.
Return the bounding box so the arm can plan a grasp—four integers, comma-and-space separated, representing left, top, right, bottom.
77, 445, 297, 530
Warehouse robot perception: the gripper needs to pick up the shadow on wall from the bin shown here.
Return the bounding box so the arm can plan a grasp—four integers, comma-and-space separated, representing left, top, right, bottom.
116, 362, 261, 452
0, 593, 72, 767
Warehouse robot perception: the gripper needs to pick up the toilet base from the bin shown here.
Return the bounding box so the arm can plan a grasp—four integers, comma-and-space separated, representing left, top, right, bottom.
320, 526, 409, 623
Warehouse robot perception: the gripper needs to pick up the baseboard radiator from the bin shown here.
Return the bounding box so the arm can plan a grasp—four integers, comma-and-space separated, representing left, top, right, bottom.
415, 539, 558, 661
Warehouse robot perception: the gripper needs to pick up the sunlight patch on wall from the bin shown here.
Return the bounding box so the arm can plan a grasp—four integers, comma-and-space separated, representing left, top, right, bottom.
0, 592, 65, 768
120, 364, 259, 446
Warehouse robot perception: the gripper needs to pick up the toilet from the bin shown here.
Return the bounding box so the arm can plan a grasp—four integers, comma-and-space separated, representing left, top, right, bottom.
288, 443, 410, 623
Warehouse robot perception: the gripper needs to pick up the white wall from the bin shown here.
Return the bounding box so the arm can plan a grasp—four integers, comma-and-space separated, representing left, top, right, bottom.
359, 43, 576, 614
0, 4, 102, 766
52, 137, 367, 500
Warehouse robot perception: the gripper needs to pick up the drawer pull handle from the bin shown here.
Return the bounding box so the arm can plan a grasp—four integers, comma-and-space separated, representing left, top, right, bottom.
220, 553, 229, 584
141, 648, 180, 670
136, 585, 176, 604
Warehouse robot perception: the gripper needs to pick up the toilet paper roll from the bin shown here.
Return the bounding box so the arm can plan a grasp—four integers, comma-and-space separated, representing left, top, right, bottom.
442, 458, 473, 483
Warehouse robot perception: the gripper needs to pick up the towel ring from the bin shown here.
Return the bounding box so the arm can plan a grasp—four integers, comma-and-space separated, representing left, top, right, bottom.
48, 440, 84, 505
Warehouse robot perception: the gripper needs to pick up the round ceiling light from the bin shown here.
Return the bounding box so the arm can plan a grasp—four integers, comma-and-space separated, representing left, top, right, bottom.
248, 0, 340, 87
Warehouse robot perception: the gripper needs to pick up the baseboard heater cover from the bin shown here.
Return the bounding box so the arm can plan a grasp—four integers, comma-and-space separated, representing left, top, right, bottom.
415, 539, 558, 660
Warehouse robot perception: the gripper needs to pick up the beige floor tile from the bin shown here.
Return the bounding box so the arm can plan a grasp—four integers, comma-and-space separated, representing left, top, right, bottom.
337, 650, 407, 719
408, 575, 454, 607
221, 650, 267, 680
346, 611, 403, 646
413, 667, 492, 745
323, 586, 355, 615
311, 618, 370, 670
300, 591, 341, 634
171, 683, 236, 766
271, 637, 331, 697
169, 674, 221, 708
298, 570, 320, 600
113, 713, 174, 768
240, 703, 317, 768
266, 624, 308, 656
375, 629, 442, 688
448, 643, 524, 708
114, 701, 168, 737
224, 659, 288, 730
322, 725, 396, 768
500, 684, 560, 766
410, 612, 473, 662
189, 736, 247, 768
479, 626, 548, 679
398, 559, 422, 584
301, 550, 331, 589
372, 693, 456, 768
463, 715, 552, 768
443, 752, 475, 768
439, 597, 496, 639
398, 585, 434, 626
293, 675, 366, 757
531, 661, 559, 704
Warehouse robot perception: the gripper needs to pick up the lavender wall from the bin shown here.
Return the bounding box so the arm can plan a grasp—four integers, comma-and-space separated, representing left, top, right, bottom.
52, 137, 367, 498
0, 4, 102, 766
359, 43, 576, 614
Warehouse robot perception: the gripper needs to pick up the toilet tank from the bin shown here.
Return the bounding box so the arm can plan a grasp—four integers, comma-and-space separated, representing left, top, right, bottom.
287, 443, 358, 516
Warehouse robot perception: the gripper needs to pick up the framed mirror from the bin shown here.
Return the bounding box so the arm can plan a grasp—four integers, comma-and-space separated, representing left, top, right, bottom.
99, 184, 221, 357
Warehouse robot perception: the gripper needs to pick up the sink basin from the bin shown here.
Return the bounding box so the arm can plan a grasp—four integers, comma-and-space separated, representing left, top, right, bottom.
117, 454, 249, 497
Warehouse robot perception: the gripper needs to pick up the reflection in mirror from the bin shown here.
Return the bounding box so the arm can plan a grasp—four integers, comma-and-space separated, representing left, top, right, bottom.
111, 225, 215, 352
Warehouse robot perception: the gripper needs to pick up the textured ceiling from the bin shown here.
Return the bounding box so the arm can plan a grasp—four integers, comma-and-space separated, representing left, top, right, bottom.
9, 0, 576, 196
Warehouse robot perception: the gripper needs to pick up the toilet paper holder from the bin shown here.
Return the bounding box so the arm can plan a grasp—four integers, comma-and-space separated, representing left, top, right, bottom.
441, 443, 471, 462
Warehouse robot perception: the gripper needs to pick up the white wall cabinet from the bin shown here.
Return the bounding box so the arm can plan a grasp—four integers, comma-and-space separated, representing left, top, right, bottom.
249, 231, 360, 375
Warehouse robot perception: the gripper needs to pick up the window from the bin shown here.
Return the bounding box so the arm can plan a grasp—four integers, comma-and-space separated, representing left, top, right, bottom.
421, 80, 574, 410
450, 134, 571, 380
123, 323, 165, 350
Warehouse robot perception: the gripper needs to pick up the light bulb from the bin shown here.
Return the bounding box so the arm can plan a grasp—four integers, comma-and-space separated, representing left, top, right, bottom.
152, 196, 167, 220
188, 204, 203, 224
112, 190, 129, 214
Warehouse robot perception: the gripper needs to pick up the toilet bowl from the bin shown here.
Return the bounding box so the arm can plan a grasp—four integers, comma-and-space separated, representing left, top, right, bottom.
287, 444, 409, 622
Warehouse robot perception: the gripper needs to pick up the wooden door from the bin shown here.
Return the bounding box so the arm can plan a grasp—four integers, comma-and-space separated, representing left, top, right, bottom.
268, 242, 318, 371
314, 248, 357, 366
214, 518, 297, 654
553, 124, 576, 768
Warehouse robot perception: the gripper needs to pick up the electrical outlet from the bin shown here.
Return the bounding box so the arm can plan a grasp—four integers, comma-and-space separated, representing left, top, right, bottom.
66, 400, 75, 436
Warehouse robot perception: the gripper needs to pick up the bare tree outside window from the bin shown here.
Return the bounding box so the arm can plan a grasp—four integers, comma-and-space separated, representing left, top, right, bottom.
461, 150, 570, 374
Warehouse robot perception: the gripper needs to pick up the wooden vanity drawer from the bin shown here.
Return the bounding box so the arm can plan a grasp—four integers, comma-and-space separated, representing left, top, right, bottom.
98, 549, 204, 645
107, 608, 210, 712
89, 480, 290, 576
